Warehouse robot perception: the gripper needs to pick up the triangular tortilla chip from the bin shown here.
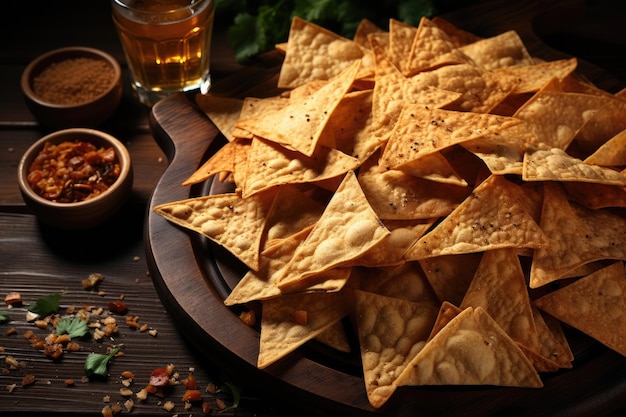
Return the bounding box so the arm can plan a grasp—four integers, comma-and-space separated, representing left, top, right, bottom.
258, 291, 350, 368
276, 171, 390, 291
153, 191, 275, 271
182, 138, 250, 186
353, 18, 384, 49
534, 262, 626, 357
584, 128, 626, 166
380, 105, 521, 171
563, 181, 626, 210
530, 182, 626, 288
388, 18, 418, 74
404, 16, 469, 76
431, 16, 482, 47
315, 320, 351, 352
492, 58, 578, 94
242, 136, 360, 197
237, 60, 360, 157
352, 289, 439, 408
459, 30, 534, 70
460, 248, 541, 353
358, 155, 469, 220
195, 94, 244, 142
426, 301, 462, 342
278, 17, 366, 89
419, 253, 483, 306
396, 307, 543, 388
523, 147, 626, 186
513, 89, 607, 150
405, 175, 550, 260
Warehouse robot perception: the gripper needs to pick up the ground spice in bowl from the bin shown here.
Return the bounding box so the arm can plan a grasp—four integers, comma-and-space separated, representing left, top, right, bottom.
33, 57, 116, 105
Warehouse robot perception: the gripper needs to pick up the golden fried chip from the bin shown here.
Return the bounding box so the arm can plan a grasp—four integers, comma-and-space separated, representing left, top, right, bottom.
492, 58, 578, 94
388, 18, 418, 74
315, 320, 351, 352
431, 16, 482, 47
396, 306, 543, 388
195, 94, 244, 142
242, 137, 360, 197
527, 304, 573, 371
584, 128, 626, 166
426, 301, 462, 342
522, 147, 626, 186
404, 16, 469, 76
460, 248, 541, 354
258, 291, 350, 368
352, 289, 439, 408
358, 155, 469, 220
459, 30, 534, 70
575, 95, 626, 155
153, 191, 275, 271
237, 61, 360, 157
353, 18, 384, 49
535, 261, 626, 357
380, 105, 521, 171
349, 262, 440, 304
513, 89, 607, 150
276, 171, 390, 291
278, 17, 367, 89
419, 253, 482, 306
182, 137, 250, 186
563, 181, 626, 209
408, 63, 519, 113
530, 182, 626, 288
405, 175, 549, 260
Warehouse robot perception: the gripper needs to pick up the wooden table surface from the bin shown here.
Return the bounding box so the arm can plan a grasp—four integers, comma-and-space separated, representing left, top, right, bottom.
1, 1, 625, 416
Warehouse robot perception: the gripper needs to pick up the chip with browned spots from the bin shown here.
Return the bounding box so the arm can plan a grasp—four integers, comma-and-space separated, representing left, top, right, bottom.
535, 262, 626, 357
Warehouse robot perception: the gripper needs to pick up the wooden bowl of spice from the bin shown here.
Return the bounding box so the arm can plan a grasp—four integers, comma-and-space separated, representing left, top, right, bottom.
21, 47, 122, 129
17, 128, 133, 230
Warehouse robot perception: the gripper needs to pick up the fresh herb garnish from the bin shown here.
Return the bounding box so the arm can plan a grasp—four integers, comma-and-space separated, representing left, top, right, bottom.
0, 312, 10, 323
218, 0, 437, 63
28, 293, 62, 317
84, 344, 124, 378
56, 317, 89, 339
218, 381, 241, 411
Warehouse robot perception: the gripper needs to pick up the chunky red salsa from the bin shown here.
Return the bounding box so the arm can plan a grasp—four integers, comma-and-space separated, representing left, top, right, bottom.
27, 140, 120, 203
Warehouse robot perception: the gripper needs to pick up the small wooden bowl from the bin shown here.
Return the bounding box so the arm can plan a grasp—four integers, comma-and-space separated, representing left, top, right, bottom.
21, 47, 123, 129
17, 128, 133, 230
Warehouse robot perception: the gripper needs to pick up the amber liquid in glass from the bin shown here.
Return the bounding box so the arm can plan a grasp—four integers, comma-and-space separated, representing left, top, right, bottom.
112, 0, 214, 106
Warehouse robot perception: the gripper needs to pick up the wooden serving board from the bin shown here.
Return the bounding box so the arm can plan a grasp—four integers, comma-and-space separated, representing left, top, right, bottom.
145, 1, 626, 415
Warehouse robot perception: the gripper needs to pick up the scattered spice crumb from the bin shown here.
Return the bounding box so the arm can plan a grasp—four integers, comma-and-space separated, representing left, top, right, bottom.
21, 374, 36, 387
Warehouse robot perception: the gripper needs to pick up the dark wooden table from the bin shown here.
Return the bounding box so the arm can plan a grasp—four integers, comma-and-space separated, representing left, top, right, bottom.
1, 1, 625, 416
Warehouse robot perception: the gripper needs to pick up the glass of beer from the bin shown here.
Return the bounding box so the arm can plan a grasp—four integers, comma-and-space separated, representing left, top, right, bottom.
111, 0, 214, 106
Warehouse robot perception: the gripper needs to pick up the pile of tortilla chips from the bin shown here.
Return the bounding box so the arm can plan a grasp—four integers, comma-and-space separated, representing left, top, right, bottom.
155, 15, 626, 410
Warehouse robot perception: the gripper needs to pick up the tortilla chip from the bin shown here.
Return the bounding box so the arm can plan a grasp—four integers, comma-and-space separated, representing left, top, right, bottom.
278, 17, 366, 89
276, 171, 390, 291
237, 61, 360, 157
358, 155, 469, 220
153, 191, 275, 271
529, 182, 626, 288
460, 248, 541, 353
380, 105, 521, 171
195, 94, 244, 142
492, 58, 578, 94
349, 262, 440, 304
242, 137, 360, 197
404, 16, 469, 76
459, 30, 534, 70
315, 320, 351, 352
534, 261, 626, 357
182, 138, 250, 186
563, 181, 626, 209
584, 128, 626, 166
426, 301, 462, 342
352, 289, 439, 408
404, 175, 550, 260
353, 18, 384, 49
258, 291, 350, 368
522, 147, 626, 186
513, 90, 607, 150
388, 18, 418, 74
419, 253, 483, 306
431, 16, 482, 47
396, 306, 543, 387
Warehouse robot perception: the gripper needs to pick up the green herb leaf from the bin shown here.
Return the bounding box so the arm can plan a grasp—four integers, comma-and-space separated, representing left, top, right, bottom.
217, 381, 241, 411
0, 312, 10, 323
56, 317, 89, 339
84, 344, 124, 378
28, 293, 62, 317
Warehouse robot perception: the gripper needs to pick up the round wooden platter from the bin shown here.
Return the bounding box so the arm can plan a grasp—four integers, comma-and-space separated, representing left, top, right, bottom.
145, 2, 626, 416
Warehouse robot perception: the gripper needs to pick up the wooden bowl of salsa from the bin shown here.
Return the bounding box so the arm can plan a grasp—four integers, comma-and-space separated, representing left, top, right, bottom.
17, 128, 133, 230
